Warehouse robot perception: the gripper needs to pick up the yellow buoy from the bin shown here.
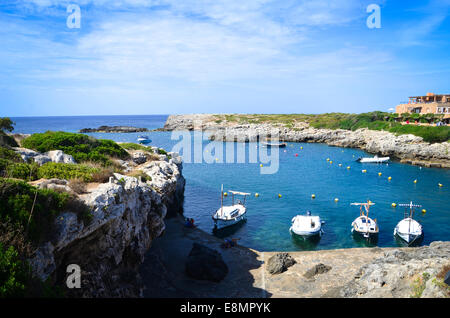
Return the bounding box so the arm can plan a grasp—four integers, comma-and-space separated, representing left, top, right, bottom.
334, 198, 339, 202
278, 194, 282, 198
224, 192, 227, 196
330, 161, 333, 164
413, 179, 417, 184
326, 158, 330, 161
260, 164, 263, 167
378, 172, 382, 176
255, 193, 259, 197
438, 183, 443, 187
388, 176, 392, 181
347, 166, 351, 169
362, 169, 367, 173
338, 164, 342, 167
391, 203, 397, 207
300, 146, 303, 149
421, 209, 427, 213
311, 194, 316, 199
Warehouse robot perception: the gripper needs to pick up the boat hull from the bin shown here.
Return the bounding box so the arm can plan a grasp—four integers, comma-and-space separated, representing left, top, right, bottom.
356, 157, 389, 163
290, 227, 322, 237
213, 212, 247, 230
394, 219, 423, 244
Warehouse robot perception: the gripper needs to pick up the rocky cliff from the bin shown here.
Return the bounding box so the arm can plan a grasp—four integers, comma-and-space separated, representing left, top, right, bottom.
163, 114, 450, 168
28, 153, 185, 297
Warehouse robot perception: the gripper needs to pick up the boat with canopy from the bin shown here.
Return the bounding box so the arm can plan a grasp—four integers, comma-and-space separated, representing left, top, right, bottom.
350, 200, 379, 240
212, 185, 250, 230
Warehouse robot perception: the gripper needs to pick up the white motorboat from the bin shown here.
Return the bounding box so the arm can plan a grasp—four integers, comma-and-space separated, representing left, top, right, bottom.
356, 155, 389, 163
350, 201, 379, 239
212, 186, 250, 230
137, 135, 152, 144
394, 201, 423, 244
261, 141, 287, 148
290, 211, 323, 237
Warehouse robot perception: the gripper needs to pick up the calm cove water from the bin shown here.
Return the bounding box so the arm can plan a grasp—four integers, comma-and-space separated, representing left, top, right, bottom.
11, 115, 450, 251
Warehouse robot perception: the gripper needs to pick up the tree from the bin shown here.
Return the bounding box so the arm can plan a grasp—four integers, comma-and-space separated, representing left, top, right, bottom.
0, 118, 15, 133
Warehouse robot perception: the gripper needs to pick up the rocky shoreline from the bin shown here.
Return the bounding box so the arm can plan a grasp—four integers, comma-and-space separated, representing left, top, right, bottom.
162, 114, 450, 168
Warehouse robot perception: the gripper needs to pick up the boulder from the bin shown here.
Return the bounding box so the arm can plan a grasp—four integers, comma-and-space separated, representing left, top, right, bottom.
445, 270, 450, 286
45, 150, 76, 164
13, 147, 40, 162
34, 154, 52, 165
266, 252, 296, 274
304, 263, 332, 279
131, 151, 147, 164
185, 243, 228, 282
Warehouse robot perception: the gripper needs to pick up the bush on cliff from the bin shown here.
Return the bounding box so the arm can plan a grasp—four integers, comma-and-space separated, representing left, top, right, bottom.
37, 162, 100, 183
0, 243, 30, 297
22, 131, 129, 165
0, 178, 70, 244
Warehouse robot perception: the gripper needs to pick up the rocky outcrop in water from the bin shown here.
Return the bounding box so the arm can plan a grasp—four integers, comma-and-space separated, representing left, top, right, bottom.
28, 154, 185, 297
79, 126, 149, 133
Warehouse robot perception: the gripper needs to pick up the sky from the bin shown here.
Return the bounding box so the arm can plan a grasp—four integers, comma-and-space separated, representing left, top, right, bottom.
0, 0, 449, 117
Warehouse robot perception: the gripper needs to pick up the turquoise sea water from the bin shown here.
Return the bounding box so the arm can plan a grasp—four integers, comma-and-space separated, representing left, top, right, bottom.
11, 115, 450, 251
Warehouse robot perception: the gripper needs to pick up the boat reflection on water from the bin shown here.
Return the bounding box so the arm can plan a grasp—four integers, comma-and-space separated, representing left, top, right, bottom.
291, 233, 321, 250
351, 231, 379, 247
212, 219, 247, 238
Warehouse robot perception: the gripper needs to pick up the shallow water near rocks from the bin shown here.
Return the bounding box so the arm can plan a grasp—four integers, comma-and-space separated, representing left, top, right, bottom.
12, 115, 450, 251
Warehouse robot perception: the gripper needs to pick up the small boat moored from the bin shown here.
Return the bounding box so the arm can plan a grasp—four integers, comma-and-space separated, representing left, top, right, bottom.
394, 201, 423, 245
350, 201, 379, 240
290, 211, 323, 237
261, 141, 287, 148
137, 135, 152, 144
212, 185, 250, 231
356, 155, 389, 163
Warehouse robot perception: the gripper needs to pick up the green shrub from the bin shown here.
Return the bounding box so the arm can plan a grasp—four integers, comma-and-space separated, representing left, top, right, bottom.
6, 162, 38, 181
37, 162, 100, 182
0, 178, 69, 244
0, 147, 22, 162
0, 243, 31, 297
22, 132, 129, 165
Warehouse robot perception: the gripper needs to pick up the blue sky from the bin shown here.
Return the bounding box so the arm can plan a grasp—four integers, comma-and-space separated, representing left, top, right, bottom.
0, 0, 449, 116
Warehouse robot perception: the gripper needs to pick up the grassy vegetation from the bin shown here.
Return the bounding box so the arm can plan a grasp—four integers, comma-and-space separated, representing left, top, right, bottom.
22, 131, 129, 165
119, 142, 153, 152
214, 112, 450, 143
36, 162, 100, 183
411, 272, 431, 298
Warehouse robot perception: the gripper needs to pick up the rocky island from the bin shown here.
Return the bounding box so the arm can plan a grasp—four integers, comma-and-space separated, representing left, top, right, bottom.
79, 125, 149, 133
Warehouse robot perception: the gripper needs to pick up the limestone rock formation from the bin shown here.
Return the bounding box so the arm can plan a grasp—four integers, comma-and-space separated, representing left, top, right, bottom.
28, 156, 185, 297
13, 147, 76, 165
339, 241, 450, 298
